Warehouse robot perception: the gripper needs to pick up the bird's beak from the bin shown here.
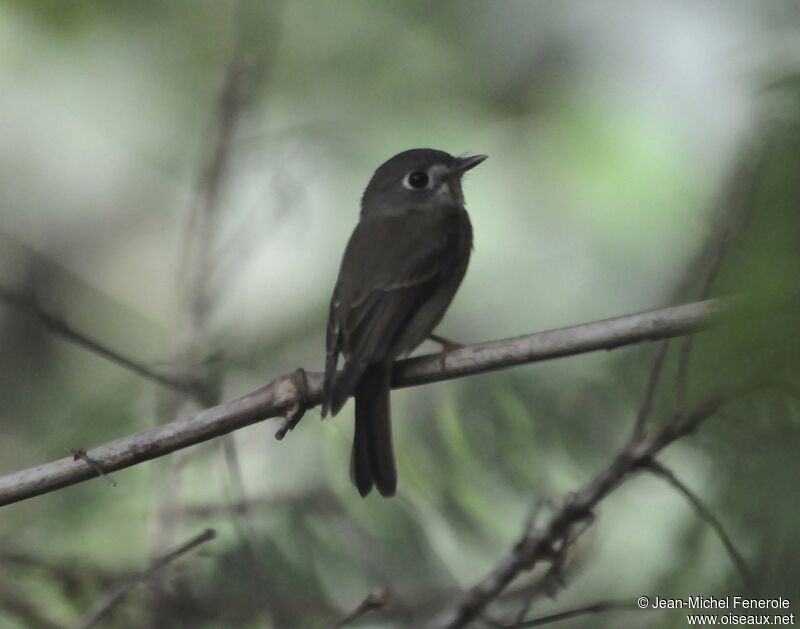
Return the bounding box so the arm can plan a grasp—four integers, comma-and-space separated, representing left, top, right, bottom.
452, 154, 488, 175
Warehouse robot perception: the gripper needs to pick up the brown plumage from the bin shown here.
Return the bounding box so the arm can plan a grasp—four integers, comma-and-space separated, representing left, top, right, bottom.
322, 148, 486, 497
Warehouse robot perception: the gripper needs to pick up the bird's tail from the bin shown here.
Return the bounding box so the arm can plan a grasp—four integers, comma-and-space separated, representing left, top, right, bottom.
351, 363, 397, 497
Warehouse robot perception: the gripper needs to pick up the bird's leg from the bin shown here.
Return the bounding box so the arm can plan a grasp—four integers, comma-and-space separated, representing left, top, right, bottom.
429, 333, 463, 371
429, 333, 463, 350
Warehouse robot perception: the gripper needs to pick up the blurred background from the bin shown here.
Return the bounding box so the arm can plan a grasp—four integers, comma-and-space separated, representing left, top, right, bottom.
1, 1, 800, 627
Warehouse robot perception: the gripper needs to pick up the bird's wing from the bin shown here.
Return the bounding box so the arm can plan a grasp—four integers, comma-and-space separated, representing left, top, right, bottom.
339, 213, 457, 360
323, 211, 459, 414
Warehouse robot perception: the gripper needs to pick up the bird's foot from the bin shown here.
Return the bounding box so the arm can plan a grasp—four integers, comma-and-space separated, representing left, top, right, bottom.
275, 368, 309, 440
429, 333, 463, 371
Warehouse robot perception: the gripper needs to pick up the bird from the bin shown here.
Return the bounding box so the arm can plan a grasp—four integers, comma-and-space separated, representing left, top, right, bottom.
321, 148, 486, 497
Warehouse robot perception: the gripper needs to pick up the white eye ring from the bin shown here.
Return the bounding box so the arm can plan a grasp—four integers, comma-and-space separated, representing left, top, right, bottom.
402, 170, 431, 190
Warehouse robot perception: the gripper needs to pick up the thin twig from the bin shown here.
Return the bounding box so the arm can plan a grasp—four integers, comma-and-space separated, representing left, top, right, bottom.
326, 588, 391, 629
675, 227, 733, 414
73, 528, 215, 629
521, 498, 552, 534
647, 460, 752, 587
0, 299, 725, 508
68, 449, 116, 488
511, 499, 557, 622
0, 286, 198, 395
631, 340, 670, 438
152, 0, 270, 559
500, 599, 636, 628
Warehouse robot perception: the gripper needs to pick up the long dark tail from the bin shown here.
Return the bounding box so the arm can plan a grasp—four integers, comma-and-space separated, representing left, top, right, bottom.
351, 364, 397, 497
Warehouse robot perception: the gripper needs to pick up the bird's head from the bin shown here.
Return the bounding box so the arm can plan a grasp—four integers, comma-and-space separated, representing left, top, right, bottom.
360, 148, 487, 217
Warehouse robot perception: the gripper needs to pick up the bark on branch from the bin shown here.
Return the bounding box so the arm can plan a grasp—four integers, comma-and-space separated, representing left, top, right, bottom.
0, 299, 721, 507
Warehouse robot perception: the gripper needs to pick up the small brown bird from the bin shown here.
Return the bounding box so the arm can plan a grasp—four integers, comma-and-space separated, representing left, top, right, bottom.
322, 148, 486, 497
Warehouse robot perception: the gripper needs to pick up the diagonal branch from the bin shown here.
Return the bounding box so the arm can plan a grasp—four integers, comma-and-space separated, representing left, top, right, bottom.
73, 528, 215, 629
0, 299, 723, 507
326, 588, 391, 629
0, 286, 199, 396
646, 460, 752, 586
497, 599, 636, 628
630, 340, 670, 438
675, 226, 734, 414
398, 299, 721, 389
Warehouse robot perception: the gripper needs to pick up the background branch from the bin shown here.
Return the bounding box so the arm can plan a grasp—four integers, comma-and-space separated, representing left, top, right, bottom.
646, 460, 751, 586
326, 588, 391, 629
630, 340, 669, 437
73, 528, 216, 629
0, 286, 197, 395
497, 599, 636, 628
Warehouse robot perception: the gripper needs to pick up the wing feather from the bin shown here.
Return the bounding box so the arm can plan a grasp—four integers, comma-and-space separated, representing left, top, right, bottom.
322, 211, 460, 415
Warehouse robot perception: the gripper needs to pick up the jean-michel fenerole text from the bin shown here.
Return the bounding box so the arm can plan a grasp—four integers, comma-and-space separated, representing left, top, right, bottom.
651, 596, 792, 611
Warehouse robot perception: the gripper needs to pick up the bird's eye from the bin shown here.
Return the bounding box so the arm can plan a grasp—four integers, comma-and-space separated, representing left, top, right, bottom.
403, 171, 429, 190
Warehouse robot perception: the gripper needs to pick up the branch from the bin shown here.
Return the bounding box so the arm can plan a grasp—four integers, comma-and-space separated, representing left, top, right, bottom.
646, 460, 752, 586
326, 588, 391, 629
73, 528, 216, 629
0, 299, 722, 507
151, 0, 263, 556
630, 340, 669, 437
0, 286, 198, 395
399, 299, 721, 388
498, 599, 636, 628
457, 227, 743, 628
675, 226, 733, 413
433, 394, 730, 629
